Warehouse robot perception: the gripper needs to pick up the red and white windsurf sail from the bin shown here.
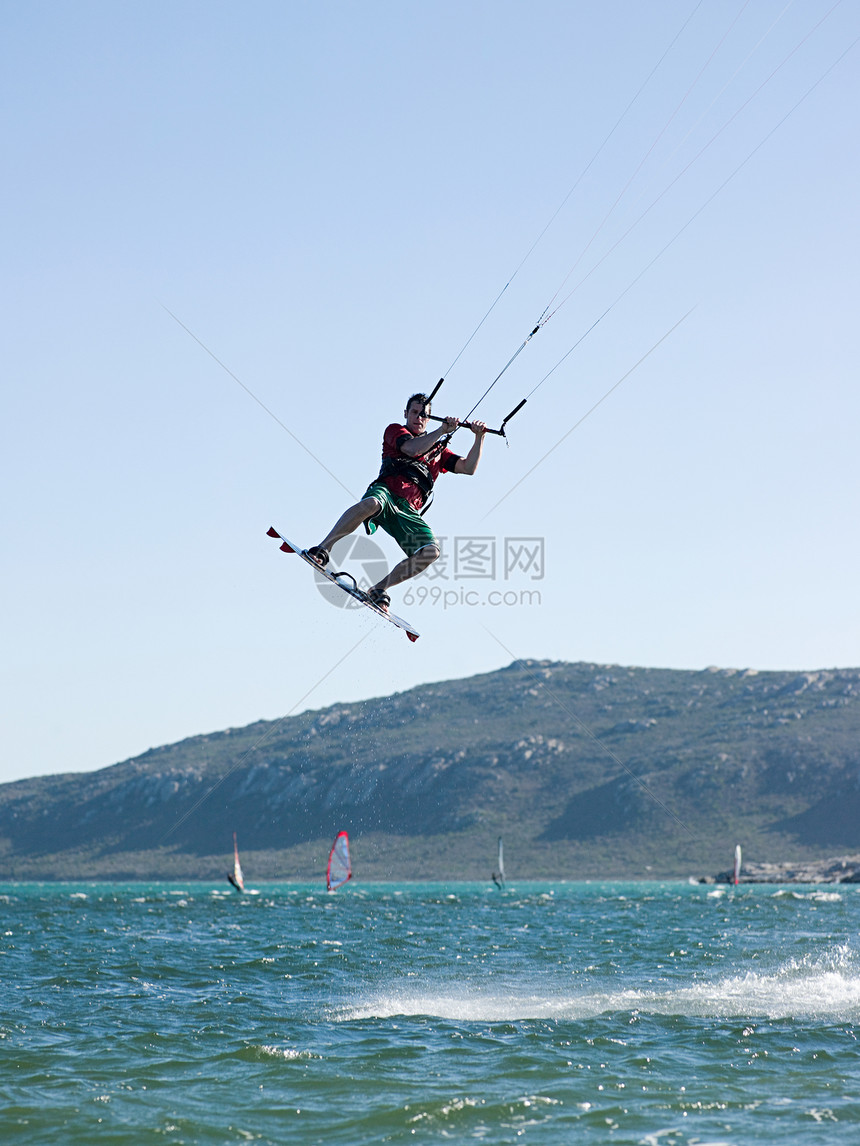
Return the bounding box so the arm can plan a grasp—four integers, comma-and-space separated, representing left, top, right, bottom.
228, 831, 245, 893
327, 831, 352, 891
733, 843, 742, 886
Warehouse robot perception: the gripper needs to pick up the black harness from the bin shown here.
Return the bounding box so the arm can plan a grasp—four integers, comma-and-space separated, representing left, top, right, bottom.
377, 455, 435, 502
374, 431, 459, 518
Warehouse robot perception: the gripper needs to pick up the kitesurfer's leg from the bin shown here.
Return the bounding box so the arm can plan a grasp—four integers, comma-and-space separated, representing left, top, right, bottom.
369, 543, 440, 604
308, 497, 383, 566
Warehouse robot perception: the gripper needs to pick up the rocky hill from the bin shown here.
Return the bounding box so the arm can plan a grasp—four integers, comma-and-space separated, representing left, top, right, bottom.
2, 660, 860, 881
703, 855, 860, 884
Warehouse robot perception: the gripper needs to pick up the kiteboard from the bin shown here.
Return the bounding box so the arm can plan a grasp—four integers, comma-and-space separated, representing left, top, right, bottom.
266, 526, 420, 642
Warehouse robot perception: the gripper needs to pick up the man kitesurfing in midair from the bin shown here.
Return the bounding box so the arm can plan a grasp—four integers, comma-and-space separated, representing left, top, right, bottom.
304, 393, 486, 612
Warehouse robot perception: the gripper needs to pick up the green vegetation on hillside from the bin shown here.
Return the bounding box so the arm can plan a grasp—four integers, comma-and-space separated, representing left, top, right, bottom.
2, 660, 859, 880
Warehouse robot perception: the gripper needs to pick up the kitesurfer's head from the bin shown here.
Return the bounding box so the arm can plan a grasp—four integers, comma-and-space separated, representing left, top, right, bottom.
405, 393, 430, 433
405, 393, 430, 418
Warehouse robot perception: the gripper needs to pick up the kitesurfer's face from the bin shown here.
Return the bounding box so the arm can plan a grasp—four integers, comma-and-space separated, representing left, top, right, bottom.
406, 401, 429, 434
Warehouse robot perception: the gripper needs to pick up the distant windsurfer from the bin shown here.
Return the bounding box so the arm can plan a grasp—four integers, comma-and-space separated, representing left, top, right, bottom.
305, 393, 486, 611
228, 831, 245, 893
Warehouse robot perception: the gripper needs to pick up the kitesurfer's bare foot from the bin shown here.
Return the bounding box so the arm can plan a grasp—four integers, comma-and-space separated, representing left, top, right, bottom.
367, 586, 391, 613
305, 546, 329, 569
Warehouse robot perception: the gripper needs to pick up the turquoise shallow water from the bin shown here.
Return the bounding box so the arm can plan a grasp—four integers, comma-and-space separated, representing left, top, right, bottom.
2, 880, 859, 1144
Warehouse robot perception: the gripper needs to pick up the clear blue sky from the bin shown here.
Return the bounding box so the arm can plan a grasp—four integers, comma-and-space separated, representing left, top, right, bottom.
2, 1, 858, 785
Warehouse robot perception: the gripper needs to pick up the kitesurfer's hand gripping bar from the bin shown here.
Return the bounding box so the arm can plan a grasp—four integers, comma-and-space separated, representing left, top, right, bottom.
424, 414, 505, 436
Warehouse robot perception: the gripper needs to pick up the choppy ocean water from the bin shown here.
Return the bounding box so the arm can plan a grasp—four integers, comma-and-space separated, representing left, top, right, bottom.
2, 880, 859, 1144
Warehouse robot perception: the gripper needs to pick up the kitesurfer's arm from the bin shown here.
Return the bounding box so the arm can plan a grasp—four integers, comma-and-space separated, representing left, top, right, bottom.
454, 420, 486, 475
400, 417, 460, 458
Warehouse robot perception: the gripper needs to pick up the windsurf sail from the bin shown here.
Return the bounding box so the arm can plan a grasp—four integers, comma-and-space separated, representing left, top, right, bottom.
492, 836, 505, 889
227, 831, 245, 893
733, 843, 742, 886
327, 831, 352, 891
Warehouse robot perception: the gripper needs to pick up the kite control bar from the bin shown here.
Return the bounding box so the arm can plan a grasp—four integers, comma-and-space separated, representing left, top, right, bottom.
424, 406, 524, 437
421, 378, 526, 439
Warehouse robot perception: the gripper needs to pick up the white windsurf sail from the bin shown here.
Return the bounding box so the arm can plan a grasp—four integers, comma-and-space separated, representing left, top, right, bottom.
733, 843, 742, 886
327, 831, 352, 891
228, 831, 245, 893
492, 836, 505, 889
